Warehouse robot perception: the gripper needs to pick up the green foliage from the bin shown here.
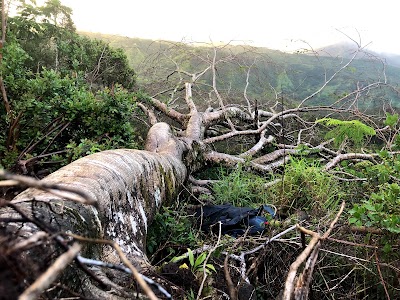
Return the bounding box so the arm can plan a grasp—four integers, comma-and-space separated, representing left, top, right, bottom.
342, 152, 400, 186
66, 139, 108, 161
267, 158, 344, 211
349, 183, 400, 233
212, 165, 268, 207
7, 0, 135, 89
317, 118, 376, 149
0, 1, 140, 169
384, 112, 399, 128
1, 68, 139, 168
171, 249, 216, 275
187, 289, 196, 300
146, 207, 197, 258
188, 249, 216, 275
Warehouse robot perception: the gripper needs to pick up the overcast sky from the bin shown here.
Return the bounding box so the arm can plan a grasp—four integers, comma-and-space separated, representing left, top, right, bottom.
59, 0, 399, 54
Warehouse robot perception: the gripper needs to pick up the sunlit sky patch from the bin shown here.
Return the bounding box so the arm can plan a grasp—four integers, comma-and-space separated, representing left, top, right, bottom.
35, 0, 400, 54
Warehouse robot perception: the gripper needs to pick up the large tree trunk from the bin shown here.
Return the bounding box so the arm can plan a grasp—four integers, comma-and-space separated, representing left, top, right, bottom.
1, 122, 188, 298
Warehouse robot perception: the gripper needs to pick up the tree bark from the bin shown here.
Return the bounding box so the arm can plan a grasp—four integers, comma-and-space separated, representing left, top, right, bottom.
1, 122, 188, 298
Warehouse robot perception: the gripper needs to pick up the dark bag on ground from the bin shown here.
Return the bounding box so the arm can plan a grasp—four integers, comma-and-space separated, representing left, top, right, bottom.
196, 203, 276, 236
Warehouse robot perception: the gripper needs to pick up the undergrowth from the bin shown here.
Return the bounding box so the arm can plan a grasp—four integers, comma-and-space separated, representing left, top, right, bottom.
146, 158, 400, 299
266, 158, 346, 213
146, 206, 199, 264
211, 165, 269, 207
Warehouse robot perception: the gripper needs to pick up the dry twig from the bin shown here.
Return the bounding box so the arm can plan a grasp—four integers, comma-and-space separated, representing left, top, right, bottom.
375, 251, 391, 300
196, 221, 222, 300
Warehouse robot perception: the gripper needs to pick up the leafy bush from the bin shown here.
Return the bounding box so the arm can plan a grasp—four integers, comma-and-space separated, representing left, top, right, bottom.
349, 183, 400, 233
7, 1, 136, 90
0, 0, 139, 171
1, 69, 140, 170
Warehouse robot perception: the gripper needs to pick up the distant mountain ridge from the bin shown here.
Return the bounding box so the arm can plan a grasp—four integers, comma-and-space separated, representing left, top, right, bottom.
80, 32, 400, 109
314, 41, 400, 68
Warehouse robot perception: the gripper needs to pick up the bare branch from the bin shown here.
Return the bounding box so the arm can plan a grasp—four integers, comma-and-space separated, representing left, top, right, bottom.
297, 45, 363, 107
146, 97, 187, 124
324, 153, 378, 171
137, 102, 158, 125
239, 132, 274, 159
68, 233, 164, 300
203, 151, 245, 166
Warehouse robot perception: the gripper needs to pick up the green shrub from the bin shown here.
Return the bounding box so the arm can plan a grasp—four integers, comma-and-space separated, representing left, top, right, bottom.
1, 69, 140, 170
349, 183, 400, 233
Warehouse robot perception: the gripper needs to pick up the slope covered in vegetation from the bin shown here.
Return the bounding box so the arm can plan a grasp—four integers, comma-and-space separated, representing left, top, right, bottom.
83, 31, 400, 110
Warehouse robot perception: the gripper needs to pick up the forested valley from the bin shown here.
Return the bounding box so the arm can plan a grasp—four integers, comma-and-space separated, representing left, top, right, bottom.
0, 1, 399, 300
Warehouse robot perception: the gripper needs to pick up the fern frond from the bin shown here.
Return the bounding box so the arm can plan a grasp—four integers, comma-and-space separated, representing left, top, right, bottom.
316, 118, 376, 148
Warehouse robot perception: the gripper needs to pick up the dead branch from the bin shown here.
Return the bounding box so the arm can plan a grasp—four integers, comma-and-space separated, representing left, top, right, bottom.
203, 106, 253, 126
326, 237, 378, 249
252, 148, 298, 164
137, 102, 158, 125
282, 202, 345, 300
196, 222, 222, 300
224, 236, 246, 300
239, 131, 274, 159
298, 46, 362, 107
7, 231, 48, 253
293, 243, 320, 300
324, 153, 378, 171
375, 251, 391, 300
251, 157, 289, 173
191, 185, 212, 195
188, 176, 217, 186
224, 253, 238, 300
226, 224, 298, 283
147, 96, 187, 124
203, 151, 245, 166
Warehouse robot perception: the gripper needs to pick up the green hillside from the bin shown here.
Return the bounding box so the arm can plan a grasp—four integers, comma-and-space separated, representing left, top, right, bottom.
81, 32, 400, 110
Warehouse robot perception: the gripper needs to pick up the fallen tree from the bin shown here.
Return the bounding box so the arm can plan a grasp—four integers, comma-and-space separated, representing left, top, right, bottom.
1, 40, 400, 299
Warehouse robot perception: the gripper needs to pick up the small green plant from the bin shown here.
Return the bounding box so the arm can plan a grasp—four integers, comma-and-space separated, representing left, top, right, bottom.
384, 112, 399, 128
171, 248, 216, 275
187, 248, 216, 275
186, 289, 195, 300
316, 118, 376, 149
